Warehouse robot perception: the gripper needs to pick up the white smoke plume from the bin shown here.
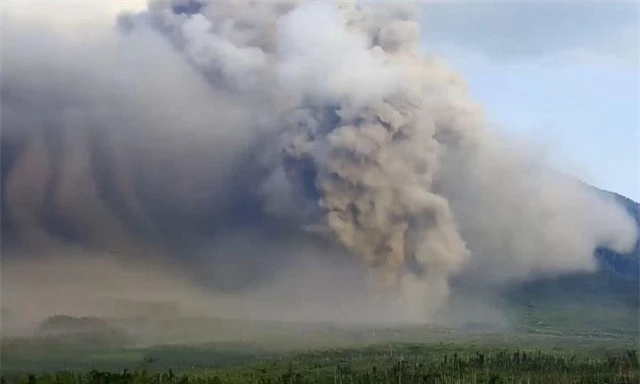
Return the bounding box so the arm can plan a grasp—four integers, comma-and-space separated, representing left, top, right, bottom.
1, 0, 637, 325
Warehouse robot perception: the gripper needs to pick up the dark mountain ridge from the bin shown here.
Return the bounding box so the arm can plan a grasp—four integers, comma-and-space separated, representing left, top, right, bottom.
594, 190, 640, 281
503, 188, 639, 333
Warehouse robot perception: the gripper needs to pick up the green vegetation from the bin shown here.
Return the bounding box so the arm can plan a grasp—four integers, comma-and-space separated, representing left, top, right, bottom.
3, 306, 638, 384
2, 342, 638, 384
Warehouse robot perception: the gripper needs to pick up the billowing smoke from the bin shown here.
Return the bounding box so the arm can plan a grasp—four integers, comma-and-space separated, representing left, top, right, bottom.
1, 0, 637, 326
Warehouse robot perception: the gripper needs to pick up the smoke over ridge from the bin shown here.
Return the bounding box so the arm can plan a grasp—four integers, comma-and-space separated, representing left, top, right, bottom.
1, 0, 637, 325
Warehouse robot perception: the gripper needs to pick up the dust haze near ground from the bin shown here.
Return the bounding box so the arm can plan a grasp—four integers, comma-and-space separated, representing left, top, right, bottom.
0, 0, 637, 336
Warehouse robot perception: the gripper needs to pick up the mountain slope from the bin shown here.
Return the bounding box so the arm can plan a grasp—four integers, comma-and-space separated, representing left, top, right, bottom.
594, 190, 640, 281
499, 188, 639, 337
511, 187, 639, 302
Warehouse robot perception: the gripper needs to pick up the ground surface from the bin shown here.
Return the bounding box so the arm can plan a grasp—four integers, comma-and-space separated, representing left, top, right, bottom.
2, 271, 638, 382
2, 340, 638, 383
2, 318, 639, 383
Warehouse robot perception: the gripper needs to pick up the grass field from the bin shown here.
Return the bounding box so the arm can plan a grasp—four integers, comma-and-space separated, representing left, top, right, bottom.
2, 319, 639, 384
2, 282, 638, 383
2, 341, 638, 383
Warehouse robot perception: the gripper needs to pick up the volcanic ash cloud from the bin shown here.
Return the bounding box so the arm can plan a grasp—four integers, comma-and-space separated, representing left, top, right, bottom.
2, 0, 637, 322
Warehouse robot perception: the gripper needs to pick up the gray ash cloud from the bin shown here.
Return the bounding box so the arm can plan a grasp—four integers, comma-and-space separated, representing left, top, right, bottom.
1, 0, 636, 323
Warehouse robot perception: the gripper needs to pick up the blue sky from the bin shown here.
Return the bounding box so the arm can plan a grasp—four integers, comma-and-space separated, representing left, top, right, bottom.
419, 1, 639, 201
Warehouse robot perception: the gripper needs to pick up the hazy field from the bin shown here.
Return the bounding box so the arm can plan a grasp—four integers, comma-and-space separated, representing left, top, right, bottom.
2, 309, 638, 379
3, 328, 639, 383
3, 272, 638, 381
